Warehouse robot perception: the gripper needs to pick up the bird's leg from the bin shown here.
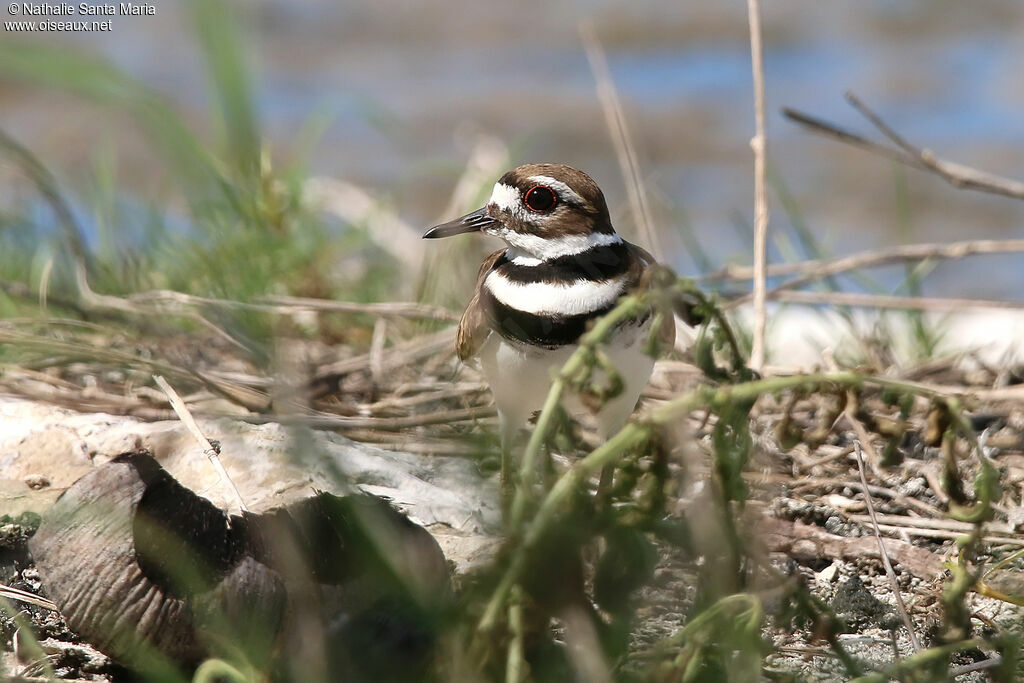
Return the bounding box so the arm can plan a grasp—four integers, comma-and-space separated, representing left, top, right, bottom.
500, 443, 514, 509
595, 414, 630, 500
499, 418, 518, 513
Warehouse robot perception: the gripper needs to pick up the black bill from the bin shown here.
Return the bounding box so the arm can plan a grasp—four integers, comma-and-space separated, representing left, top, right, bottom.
422, 207, 498, 239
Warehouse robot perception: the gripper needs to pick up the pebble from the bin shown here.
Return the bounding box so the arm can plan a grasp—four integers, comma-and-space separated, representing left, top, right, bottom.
23, 474, 50, 490
815, 561, 840, 584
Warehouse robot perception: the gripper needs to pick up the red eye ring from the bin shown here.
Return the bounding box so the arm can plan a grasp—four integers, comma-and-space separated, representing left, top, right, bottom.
523, 185, 558, 213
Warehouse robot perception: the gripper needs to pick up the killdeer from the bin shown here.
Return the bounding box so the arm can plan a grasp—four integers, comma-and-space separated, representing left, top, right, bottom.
424, 163, 687, 489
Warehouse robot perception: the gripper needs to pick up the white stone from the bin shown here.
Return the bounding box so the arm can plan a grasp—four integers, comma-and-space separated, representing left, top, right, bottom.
0, 398, 501, 574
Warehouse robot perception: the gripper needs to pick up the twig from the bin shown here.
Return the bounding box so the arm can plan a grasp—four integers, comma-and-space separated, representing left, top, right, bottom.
848, 512, 1020, 537
783, 94, 1024, 201
6, 677, 98, 683
845, 398, 883, 475
704, 238, 1024, 284
746, 0, 769, 372
0, 583, 57, 612
0, 374, 495, 432
224, 405, 496, 431
844, 523, 1024, 548
74, 265, 255, 353
948, 657, 1003, 677
796, 445, 855, 472
303, 176, 425, 272
0, 279, 85, 317
364, 382, 488, 412
314, 328, 455, 381
854, 442, 921, 652
762, 517, 945, 581
580, 22, 663, 260
850, 638, 984, 683
257, 295, 458, 321
730, 289, 1024, 312
340, 432, 485, 456
0, 327, 266, 412
152, 375, 248, 511
74, 276, 460, 322
846, 91, 1024, 199
754, 471, 945, 518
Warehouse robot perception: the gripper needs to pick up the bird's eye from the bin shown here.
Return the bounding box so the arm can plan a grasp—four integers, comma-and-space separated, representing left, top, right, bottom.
523, 185, 558, 213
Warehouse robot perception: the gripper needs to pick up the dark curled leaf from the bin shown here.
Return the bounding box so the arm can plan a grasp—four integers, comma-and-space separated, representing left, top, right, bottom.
712, 401, 755, 502
594, 527, 657, 615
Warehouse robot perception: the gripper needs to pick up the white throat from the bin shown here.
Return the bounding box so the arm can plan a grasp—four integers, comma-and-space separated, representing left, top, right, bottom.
497, 230, 622, 260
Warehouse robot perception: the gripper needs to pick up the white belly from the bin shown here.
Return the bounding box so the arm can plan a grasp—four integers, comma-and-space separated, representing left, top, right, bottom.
477, 323, 656, 443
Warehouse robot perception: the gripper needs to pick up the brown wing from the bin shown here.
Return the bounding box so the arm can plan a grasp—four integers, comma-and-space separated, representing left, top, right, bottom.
456, 249, 505, 361
624, 241, 677, 350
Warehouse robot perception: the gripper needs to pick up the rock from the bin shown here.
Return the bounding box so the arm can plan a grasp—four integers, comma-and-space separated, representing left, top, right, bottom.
830, 575, 894, 629
1, 395, 503, 678
27, 637, 111, 676
0, 397, 500, 574
814, 561, 840, 585
23, 474, 51, 490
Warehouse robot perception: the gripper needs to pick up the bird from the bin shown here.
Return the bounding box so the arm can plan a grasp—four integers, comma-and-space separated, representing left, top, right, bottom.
423, 163, 689, 494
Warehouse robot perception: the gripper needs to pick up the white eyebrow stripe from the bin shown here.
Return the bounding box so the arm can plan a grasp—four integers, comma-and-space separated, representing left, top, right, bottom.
488, 182, 526, 220
526, 175, 586, 206
485, 271, 627, 316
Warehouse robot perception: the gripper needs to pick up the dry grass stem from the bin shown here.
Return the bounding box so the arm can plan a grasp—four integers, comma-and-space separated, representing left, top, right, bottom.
314, 328, 455, 382
746, 0, 769, 372
846, 524, 1024, 547
948, 657, 1004, 677
845, 400, 884, 476
303, 177, 425, 272
229, 405, 496, 430
754, 290, 1024, 312
341, 432, 485, 456
0, 583, 57, 612
580, 22, 663, 260
846, 513, 1016, 535
751, 472, 946, 518
364, 383, 488, 412
705, 238, 1024, 284
784, 93, 1024, 201
0, 327, 261, 409
153, 374, 248, 511
259, 295, 459, 322
8, 20, 1024, 678
855, 442, 922, 652
77, 271, 459, 322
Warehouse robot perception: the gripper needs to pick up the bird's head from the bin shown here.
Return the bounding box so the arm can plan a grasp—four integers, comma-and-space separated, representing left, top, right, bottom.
423, 163, 619, 260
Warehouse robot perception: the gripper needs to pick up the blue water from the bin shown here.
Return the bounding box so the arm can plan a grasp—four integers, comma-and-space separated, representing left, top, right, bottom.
4, 1, 1023, 298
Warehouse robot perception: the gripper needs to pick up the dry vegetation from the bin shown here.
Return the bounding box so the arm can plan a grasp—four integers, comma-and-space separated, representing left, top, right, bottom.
2, 2, 1024, 682
3, 267, 1024, 681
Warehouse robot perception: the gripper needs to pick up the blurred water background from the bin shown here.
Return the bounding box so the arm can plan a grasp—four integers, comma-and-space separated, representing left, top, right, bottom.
2, 0, 1023, 298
